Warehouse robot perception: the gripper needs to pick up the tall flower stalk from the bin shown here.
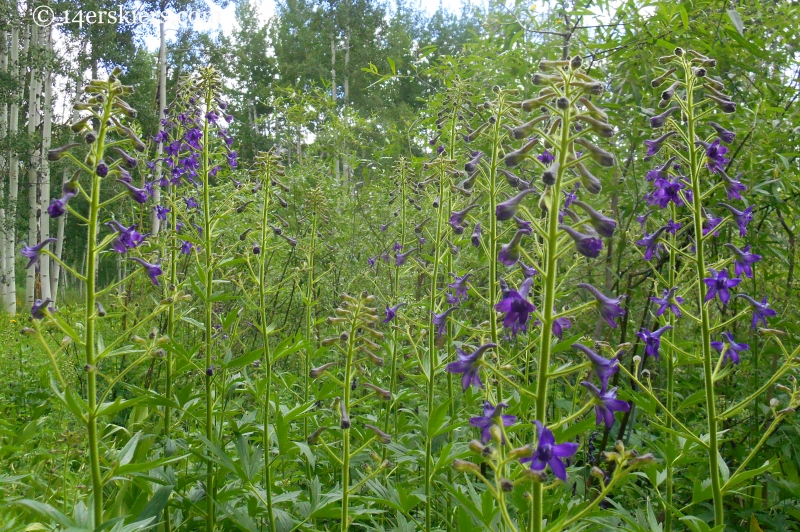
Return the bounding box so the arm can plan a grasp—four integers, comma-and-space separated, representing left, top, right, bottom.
250, 149, 285, 530
638, 49, 798, 527
29, 70, 166, 526
314, 292, 392, 530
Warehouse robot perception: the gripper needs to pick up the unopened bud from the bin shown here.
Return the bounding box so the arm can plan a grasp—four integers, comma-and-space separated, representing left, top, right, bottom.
310, 362, 336, 379
321, 336, 339, 347
500, 478, 514, 492
628, 453, 657, 468
307, 426, 328, 445
468, 440, 485, 454
507, 445, 534, 460
590, 466, 605, 479
452, 459, 480, 474
363, 424, 391, 444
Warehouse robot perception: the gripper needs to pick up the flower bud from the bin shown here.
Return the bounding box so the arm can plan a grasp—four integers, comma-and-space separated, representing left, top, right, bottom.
542, 161, 559, 186
590, 466, 605, 479
321, 336, 339, 347
364, 424, 391, 444
452, 459, 481, 474
339, 402, 350, 429
628, 453, 657, 468
507, 445, 534, 460
307, 426, 328, 445
650, 67, 677, 88
538, 59, 569, 71
614, 440, 625, 454
570, 55, 582, 69
500, 478, 514, 492
363, 382, 392, 401
521, 469, 548, 483
468, 440, 485, 454
48, 143, 80, 161
310, 362, 336, 379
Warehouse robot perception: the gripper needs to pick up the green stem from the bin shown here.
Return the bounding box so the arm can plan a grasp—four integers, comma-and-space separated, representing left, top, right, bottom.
684, 59, 724, 527
258, 158, 276, 531
85, 90, 113, 527
665, 203, 677, 532
425, 160, 448, 532
341, 303, 360, 531
531, 76, 571, 532
201, 80, 215, 532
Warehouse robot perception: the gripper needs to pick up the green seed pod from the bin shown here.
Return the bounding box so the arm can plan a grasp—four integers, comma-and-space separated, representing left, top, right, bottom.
48, 143, 80, 161
650, 67, 677, 88
452, 459, 481, 474
363, 424, 391, 444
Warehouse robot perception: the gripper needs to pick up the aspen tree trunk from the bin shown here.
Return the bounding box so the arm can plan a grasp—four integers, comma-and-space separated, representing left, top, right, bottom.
52, 77, 81, 302
331, 32, 339, 182
150, 16, 167, 236
25, 22, 40, 306
5, 24, 22, 313
343, 27, 350, 182
39, 25, 53, 301
1, 29, 8, 306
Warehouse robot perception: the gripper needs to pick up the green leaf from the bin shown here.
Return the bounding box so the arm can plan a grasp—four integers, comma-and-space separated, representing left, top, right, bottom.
727, 9, 744, 35
134, 485, 173, 526
16, 500, 75, 527
387, 57, 396, 76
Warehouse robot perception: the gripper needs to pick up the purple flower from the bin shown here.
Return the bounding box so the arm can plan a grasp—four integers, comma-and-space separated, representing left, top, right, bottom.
185, 128, 203, 149
515, 217, 533, 234
719, 169, 747, 200
96, 162, 109, 177
205, 111, 218, 124
48, 181, 79, 218
383, 303, 406, 323
165, 140, 181, 157
495, 277, 536, 336
581, 382, 631, 428
573, 343, 619, 390
636, 225, 667, 261
650, 106, 680, 128
130, 257, 163, 286
564, 183, 579, 208
448, 273, 472, 301
395, 247, 418, 266
116, 180, 148, 204
154, 205, 170, 221
651, 287, 684, 317
703, 268, 741, 305
498, 230, 527, 266
380, 223, 390, 232
559, 224, 603, 258
644, 131, 676, 157
707, 121, 735, 144
703, 212, 723, 237
711, 332, 749, 365
392, 241, 402, 252
636, 325, 673, 358
665, 219, 682, 235
636, 210, 653, 228
21, 238, 56, 269
153, 130, 169, 144
471, 223, 482, 247
649, 176, 691, 209
725, 243, 761, 278
702, 139, 729, 173
520, 421, 578, 481
577, 283, 626, 329
470, 401, 516, 444
572, 200, 616, 238
106, 221, 145, 253
368, 257, 377, 268
431, 307, 458, 337
446, 343, 496, 391
31, 297, 54, 320
520, 262, 537, 278
450, 204, 478, 230
537, 150, 554, 164
184, 196, 200, 210
719, 202, 753, 237
552, 314, 572, 340
180, 240, 194, 255
227, 151, 238, 169
496, 189, 535, 221
736, 294, 777, 329
645, 156, 677, 182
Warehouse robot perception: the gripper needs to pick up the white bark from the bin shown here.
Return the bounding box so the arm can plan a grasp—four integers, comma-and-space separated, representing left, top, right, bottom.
149, 19, 167, 236
1, 29, 8, 307
5, 25, 22, 314
25, 22, 39, 307
38, 25, 53, 301
52, 77, 81, 303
